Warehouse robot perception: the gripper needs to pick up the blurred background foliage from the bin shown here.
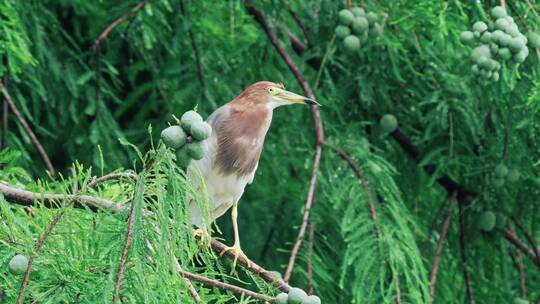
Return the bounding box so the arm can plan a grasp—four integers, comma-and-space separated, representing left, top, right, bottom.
1, 0, 540, 303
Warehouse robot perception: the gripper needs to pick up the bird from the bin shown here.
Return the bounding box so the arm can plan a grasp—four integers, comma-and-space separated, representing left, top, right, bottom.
187, 81, 318, 268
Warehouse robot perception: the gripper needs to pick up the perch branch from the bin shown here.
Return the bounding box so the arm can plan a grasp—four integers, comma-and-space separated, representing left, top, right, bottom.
92, 0, 147, 50
0, 83, 56, 176
429, 194, 456, 301
88, 172, 137, 188
245, 4, 326, 284
0, 181, 290, 293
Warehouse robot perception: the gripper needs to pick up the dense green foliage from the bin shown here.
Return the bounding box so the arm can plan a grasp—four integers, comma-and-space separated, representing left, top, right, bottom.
1, 0, 540, 303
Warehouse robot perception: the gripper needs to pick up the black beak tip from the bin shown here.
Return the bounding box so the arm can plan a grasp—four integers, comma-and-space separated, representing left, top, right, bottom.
306, 99, 320, 106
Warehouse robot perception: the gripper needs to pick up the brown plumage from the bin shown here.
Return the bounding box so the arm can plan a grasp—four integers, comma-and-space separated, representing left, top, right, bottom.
188, 81, 318, 268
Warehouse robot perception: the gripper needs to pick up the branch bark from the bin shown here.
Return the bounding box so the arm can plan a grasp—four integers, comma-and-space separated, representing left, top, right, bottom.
429, 194, 456, 301
92, 0, 147, 50
0, 83, 56, 176
504, 229, 540, 267
458, 204, 476, 304
245, 4, 326, 284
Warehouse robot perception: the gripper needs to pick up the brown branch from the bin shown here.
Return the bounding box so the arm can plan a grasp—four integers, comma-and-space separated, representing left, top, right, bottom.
511, 216, 540, 266
111, 177, 142, 303
458, 204, 476, 304
181, 270, 272, 302
517, 251, 527, 299
429, 194, 456, 301
245, 4, 326, 284
88, 172, 137, 188
395, 279, 401, 304
330, 146, 378, 222
1, 181, 290, 294
92, 0, 147, 50
287, 8, 309, 44
1, 74, 8, 149
0, 83, 56, 176
504, 229, 540, 267
307, 222, 315, 295
188, 29, 206, 96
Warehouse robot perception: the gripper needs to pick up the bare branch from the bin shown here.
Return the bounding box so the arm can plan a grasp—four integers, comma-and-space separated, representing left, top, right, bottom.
92, 0, 147, 50
429, 194, 456, 301
458, 204, 476, 304
0, 83, 56, 176
88, 172, 137, 188
511, 216, 540, 265
307, 222, 315, 295
504, 229, 540, 267
1, 74, 7, 149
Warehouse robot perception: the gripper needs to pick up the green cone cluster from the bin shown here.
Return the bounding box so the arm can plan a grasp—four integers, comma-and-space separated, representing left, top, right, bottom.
8, 254, 29, 275
160, 110, 212, 169
336, 7, 388, 52
492, 163, 519, 187
275, 288, 321, 304
460, 6, 529, 85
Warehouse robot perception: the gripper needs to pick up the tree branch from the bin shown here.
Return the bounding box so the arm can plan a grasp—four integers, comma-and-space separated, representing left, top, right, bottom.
92, 0, 147, 50
504, 229, 540, 267
429, 194, 456, 301
511, 216, 540, 266
0, 83, 56, 176
458, 204, 476, 304
1, 74, 8, 149
245, 4, 326, 284
307, 222, 315, 295
88, 172, 137, 188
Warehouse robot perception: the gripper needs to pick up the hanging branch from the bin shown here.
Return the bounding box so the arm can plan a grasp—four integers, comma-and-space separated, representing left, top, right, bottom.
429, 194, 456, 301
0, 180, 291, 293
188, 29, 206, 96
511, 216, 540, 266
0, 84, 56, 176
504, 229, 540, 267
287, 7, 309, 44
111, 176, 142, 304
245, 4, 325, 284
1, 74, 8, 149
92, 0, 147, 50
517, 251, 527, 299
307, 222, 315, 295
458, 204, 476, 304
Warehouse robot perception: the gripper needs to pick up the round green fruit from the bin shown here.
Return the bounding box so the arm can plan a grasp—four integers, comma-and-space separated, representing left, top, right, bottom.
335, 25, 351, 39
471, 45, 491, 62
9, 254, 29, 275
495, 18, 509, 31
161, 125, 187, 149
492, 71, 500, 81
493, 177, 505, 187
498, 33, 512, 46
507, 169, 520, 182
338, 9, 354, 25
175, 147, 192, 169
460, 31, 474, 44
351, 7, 365, 17
478, 211, 496, 232
509, 37, 525, 52
369, 23, 384, 37
527, 32, 540, 48
268, 270, 283, 279
190, 121, 212, 141
490, 43, 499, 54
186, 142, 205, 160
490, 30, 504, 43
514, 50, 527, 63
495, 164, 509, 177
304, 295, 322, 304
480, 32, 491, 43
471, 64, 480, 74
495, 213, 506, 229
472, 21, 488, 33
181, 111, 203, 133
491, 6, 507, 19
380, 114, 398, 133
366, 12, 378, 23
275, 293, 288, 304
498, 48, 511, 60
343, 35, 361, 51
288, 288, 308, 304
352, 17, 369, 34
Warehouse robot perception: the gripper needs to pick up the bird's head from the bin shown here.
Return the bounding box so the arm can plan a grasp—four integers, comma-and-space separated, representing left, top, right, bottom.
235, 81, 320, 109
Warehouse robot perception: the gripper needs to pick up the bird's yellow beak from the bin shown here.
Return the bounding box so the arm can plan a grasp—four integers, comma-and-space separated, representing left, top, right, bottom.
276, 89, 320, 106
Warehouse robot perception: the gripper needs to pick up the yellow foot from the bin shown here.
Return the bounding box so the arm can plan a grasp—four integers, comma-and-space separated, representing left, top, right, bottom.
193, 228, 211, 247
219, 244, 252, 271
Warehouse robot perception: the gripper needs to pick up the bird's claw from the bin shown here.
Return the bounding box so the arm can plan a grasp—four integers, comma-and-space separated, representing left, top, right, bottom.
219, 245, 252, 271
193, 228, 211, 247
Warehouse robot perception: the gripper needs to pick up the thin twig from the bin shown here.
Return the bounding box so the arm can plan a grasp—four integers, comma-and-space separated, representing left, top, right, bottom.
189, 29, 206, 97
1, 74, 8, 149
287, 7, 309, 44
429, 194, 456, 301
504, 229, 540, 267
511, 216, 540, 265
307, 222, 315, 295
283, 145, 322, 283
458, 204, 476, 304
517, 251, 527, 299
245, 4, 326, 284
0, 83, 56, 176
88, 172, 137, 188
395, 279, 401, 304
111, 176, 142, 304
92, 0, 147, 50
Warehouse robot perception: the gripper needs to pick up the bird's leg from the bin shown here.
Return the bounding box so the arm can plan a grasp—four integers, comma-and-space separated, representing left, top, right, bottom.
219, 202, 252, 270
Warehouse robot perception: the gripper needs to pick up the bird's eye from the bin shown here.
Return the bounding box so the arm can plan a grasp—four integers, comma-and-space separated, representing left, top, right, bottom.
267, 87, 274, 93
